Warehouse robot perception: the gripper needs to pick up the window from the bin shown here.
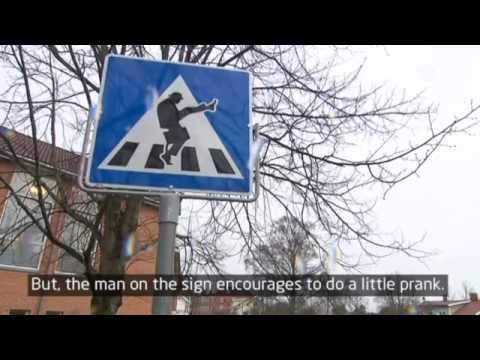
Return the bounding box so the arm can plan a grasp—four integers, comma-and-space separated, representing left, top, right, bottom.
57, 215, 94, 274
57, 190, 98, 274
9, 309, 31, 315
0, 172, 55, 270
0, 196, 50, 269
45, 311, 64, 315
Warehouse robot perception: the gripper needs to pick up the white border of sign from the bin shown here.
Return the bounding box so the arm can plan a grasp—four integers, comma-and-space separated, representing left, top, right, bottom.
84, 55, 253, 196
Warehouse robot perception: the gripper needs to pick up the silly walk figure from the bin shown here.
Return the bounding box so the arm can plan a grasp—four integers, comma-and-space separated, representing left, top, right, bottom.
157, 92, 218, 165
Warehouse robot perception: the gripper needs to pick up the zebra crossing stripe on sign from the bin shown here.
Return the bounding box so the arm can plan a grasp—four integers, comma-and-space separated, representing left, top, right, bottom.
98, 75, 243, 179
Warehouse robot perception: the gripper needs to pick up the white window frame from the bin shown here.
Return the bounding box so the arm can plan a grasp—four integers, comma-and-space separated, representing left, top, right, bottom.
9, 309, 32, 315
0, 191, 50, 273
0, 172, 56, 272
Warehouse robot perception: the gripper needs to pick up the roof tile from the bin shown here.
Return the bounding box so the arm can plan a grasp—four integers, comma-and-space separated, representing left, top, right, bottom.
454, 301, 480, 315
0, 126, 81, 174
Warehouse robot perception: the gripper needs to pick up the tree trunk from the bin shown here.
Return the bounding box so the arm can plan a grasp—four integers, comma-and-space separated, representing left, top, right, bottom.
90, 253, 124, 315
90, 195, 142, 315
289, 296, 297, 315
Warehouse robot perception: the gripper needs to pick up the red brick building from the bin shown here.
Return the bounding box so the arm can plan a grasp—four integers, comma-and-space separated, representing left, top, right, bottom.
0, 127, 174, 315
418, 293, 480, 315
452, 293, 480, 315
190, 296, 234, 315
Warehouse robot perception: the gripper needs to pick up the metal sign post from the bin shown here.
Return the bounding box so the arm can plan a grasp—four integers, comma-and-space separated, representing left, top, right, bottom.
152, 192, 180, 315
77, 55, 260, 315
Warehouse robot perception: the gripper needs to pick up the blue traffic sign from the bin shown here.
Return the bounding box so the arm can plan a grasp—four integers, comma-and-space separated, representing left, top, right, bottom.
86, 55, 252, 195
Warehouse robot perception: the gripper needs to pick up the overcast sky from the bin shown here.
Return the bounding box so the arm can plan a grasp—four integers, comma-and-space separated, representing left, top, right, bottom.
226, 45, 480, 299
359, 45, 480, 298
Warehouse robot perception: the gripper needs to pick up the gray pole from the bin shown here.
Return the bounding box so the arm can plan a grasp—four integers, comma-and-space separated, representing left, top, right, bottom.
152, 192, 180, 315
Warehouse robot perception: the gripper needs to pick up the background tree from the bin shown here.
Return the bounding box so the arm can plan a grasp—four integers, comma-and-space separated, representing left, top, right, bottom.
244, 214, 320, 314
247, 300, 320, 315
331, 302, 348, 315
349, 303, 368, 315
0, 45, 478, 314
376, 293, 420, 314
460, 281, 476, 300
325, 295, 368, 315
244, 215, 321, 275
